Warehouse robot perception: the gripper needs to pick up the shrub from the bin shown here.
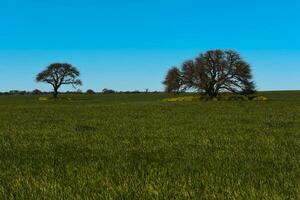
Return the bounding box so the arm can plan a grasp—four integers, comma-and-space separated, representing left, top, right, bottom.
32, 89, 42, 95
86, 89, 96, 94
252, 96, 268, 101
38, 97, 49, 101
102, 89, 116, 94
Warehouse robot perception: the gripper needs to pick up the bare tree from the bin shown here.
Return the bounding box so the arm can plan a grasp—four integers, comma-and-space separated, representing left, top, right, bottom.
36, 63, 82, 98
162, 67, 182, 93
164, 50, 255, 96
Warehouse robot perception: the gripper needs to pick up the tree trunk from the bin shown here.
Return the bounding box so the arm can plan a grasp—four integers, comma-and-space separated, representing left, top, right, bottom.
206, 88, 218, 97
53, 88, 58, 98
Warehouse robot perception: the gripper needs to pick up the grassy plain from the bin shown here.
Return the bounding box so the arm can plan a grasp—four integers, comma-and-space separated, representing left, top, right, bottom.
0, 91, 299, 199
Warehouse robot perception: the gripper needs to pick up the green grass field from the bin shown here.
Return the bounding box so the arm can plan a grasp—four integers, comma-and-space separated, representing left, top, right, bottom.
0, 92, 299, 199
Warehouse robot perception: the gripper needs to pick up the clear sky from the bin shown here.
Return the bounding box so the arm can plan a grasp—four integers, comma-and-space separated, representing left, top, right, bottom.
0, 0, 299, 92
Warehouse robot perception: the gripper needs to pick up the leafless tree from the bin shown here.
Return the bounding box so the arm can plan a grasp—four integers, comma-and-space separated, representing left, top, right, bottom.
36, 63, 82, 98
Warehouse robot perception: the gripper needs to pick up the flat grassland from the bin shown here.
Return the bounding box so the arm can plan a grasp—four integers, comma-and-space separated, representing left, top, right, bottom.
0, 92, 299, 199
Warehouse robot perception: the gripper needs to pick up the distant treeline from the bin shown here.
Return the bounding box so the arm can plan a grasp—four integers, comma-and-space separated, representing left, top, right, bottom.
0, 89, 161, 95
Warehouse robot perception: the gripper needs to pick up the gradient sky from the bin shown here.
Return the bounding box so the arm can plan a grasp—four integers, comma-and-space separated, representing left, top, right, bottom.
0, 0, 299, 92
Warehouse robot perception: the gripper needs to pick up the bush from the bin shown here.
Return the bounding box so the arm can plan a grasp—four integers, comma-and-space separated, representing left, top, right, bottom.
252, 96, 268, 101
38, 97, 49, 101
32, 89, 42, 95
102, 89, 116, 94
86, 89, 96, 94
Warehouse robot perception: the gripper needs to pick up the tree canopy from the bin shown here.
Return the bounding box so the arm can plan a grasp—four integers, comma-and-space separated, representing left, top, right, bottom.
162, 67, 182, 93
36, 63, 82, 98
163, 50, 255, 96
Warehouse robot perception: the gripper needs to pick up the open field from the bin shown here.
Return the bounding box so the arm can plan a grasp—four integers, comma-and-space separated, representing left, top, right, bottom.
0, 92, 299, 199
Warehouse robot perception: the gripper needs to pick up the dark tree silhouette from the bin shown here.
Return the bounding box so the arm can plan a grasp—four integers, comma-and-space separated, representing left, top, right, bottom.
36, 63, 82, 98
102, 89, 115, 94
32, 89, 42, 95
163, 67, 182, 93
164, 50, 255, 96
86, 89, 96, 94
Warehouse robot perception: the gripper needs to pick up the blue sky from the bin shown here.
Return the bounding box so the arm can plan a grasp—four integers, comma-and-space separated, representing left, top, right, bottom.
0, 0, 299, 92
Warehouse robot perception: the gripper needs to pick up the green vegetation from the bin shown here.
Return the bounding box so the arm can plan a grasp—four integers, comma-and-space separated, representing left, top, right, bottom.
162, 94, 268, 102
0, 92, 299, 199
163, 50, 255, 96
